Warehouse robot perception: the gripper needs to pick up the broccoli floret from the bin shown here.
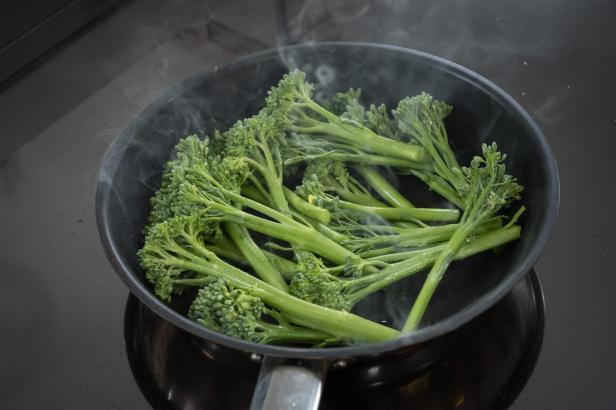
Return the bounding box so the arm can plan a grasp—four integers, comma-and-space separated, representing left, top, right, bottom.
148, 135, 209, 225
189, 279, 334, 344
328, 89, 402, 141
218, 113, 288, 212
289, 252, 353, 311
323, 88, 362, 115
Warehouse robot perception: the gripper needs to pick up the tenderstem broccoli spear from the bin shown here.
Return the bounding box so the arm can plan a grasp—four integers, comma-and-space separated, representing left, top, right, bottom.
297, 174, 460, 223
138, 212, 398, 342
212, 114, 293, 291
218, 113, 290, 212
346, 217, 503, 256
180, 160, 361, 265
204, 236, 296, 281
331, 89, 466, 209
393, 93, 467, 209
280, 89, 429, 171
281, 136, 431, 171
151, 134, 288, 291
289, 224, 521, 311
189, 279, 335, 344
264, 70, 429, 164
148, 134, 209, 226
402, 143, 524, 332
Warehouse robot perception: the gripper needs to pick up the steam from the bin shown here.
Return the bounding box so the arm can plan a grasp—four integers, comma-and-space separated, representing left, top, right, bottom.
97, 0, 565, 340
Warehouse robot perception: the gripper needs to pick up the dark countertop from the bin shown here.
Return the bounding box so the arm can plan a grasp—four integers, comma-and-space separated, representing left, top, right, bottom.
1, 0, 615, 408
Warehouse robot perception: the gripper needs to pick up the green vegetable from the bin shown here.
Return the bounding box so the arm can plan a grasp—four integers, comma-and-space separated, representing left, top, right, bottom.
189, 279, 334, 344
204, 236, 296, 281
289, 225, 521, 311
212, 115, 293, 291
354, 165, 415, 208
402, 143, 524, 331
393, 93, 467, 208
138, 213, 398, 342
138, 69, 525, 346
265, 70, 429, 163
178, 157, 358, 266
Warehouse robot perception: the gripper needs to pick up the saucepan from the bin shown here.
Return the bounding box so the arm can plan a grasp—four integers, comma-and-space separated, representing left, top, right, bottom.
95, 42, 559, 409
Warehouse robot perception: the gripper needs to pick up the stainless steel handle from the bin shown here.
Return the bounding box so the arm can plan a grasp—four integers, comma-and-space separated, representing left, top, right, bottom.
249, 357, 328, 410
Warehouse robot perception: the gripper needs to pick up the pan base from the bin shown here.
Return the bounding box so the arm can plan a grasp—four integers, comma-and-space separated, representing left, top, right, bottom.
124, 269, 543, 410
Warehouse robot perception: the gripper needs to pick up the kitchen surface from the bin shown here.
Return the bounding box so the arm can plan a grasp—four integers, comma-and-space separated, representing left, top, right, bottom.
1, 0, 615, 409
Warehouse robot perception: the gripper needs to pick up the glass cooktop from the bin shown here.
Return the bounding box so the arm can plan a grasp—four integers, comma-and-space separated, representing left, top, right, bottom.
1, 0, 615, 409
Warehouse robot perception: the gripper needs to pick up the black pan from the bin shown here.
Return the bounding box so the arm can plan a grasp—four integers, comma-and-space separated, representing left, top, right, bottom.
95, 42, 559, 409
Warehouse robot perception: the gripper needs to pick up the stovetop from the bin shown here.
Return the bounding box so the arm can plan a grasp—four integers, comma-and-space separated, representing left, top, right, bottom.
1, 0, 615, 409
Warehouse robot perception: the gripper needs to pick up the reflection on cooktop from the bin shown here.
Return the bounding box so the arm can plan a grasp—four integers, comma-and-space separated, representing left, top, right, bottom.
124, 270, 544, 410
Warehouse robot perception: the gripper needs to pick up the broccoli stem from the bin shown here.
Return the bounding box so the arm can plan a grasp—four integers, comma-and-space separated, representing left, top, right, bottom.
283, 186, 331, 225
258, 321, 334, 344
174, 256, 399, 342
410, 171, 465, 209
266, 254, 296, 281
241, 184, 270, 206
364, 245, 446, 264
244, 185, 322, 257
189, 186, 357, 264
356, 217, 502, 257
220, 209, 356, 265
295, 119, 428, 164
333, 224, 422, 235
337, 200, 460, 223
204, 237, 296, 281
305, 216, 347, 243
285, 150, 432, 171
350, 225, 521, 306
355, 166, 415, 208
402, 225, 472, 332
355, 223, 457, 249
225, 223, 289, 291
335, 188, 386, 207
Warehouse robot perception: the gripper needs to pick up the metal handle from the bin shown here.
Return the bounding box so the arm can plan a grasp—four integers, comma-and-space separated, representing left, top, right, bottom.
249, 356, 329, 410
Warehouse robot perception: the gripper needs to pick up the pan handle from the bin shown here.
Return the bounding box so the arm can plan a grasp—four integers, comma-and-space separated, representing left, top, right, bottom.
249, 356, 329, 410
